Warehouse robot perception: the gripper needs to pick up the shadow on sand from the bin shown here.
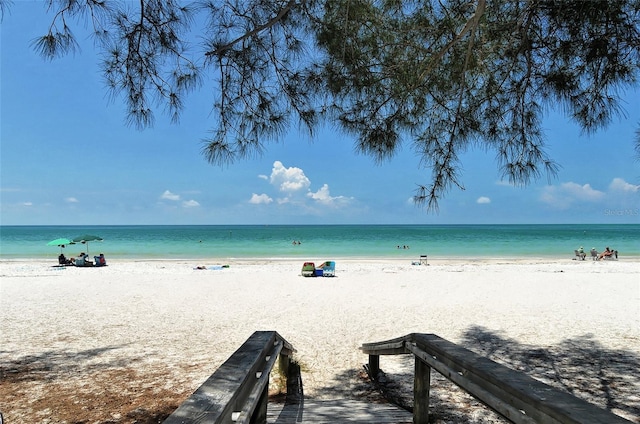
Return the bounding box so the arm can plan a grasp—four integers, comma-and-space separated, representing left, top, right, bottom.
0, 345, 178, 424
336, 326, 639, 423
0, 346, 128, 383
2, 327, 638, 423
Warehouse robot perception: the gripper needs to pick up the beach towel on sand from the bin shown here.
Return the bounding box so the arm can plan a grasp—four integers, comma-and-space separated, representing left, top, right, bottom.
194, 265, 229, 270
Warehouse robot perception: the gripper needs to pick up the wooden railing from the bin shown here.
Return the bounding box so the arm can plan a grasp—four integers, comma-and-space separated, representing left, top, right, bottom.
361, 333, 632, 424
164, 331, 294, 424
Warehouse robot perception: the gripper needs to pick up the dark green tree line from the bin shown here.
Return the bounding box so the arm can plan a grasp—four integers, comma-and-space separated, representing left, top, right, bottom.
3, 0, 639, 208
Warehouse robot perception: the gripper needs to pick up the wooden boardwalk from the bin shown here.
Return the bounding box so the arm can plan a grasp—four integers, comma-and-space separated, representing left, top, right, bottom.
267, 399, 412, 423
163, 331, 634, 424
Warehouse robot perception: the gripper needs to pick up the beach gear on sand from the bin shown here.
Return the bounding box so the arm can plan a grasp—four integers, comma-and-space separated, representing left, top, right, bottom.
319, 261, 336, 277
47, 238, 74, 252
411, 255, 428, 265
301, 262, 315, 277
302, 261, 336, 277
194, 265, 229, 270
72, 234, 103, 256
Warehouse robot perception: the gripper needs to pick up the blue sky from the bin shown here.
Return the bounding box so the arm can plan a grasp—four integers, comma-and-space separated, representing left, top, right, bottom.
1, 2, 639, 225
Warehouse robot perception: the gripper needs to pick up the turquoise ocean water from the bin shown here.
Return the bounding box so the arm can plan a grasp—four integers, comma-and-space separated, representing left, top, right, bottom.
0, 224, 638, 260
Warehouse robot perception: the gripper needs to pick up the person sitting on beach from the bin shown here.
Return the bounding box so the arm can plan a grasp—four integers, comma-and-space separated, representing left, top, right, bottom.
76, 252, 93, 266
576, 247, 586, 260
598, 247, 613, 260
94, 253, 107, 266
58, 253, 72, 265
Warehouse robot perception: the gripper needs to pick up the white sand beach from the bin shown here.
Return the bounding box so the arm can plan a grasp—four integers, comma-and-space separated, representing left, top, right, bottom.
1, 258, 639, 423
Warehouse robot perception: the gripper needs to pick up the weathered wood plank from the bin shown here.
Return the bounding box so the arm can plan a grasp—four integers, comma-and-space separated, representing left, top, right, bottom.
367, 354, 380, 379
234, 341, 283, 424
164, 331, 285, 424
267, 399, 412, 423
413, 357, 430, 424
361, 334, 411, 356
406, 342, 538, 424
412, 334, 632, 424
363, 333, 633, 424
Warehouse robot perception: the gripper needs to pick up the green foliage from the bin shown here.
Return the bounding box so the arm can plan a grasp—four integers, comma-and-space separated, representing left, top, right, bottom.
318, 0, 639, 208
8, 0, 640, 209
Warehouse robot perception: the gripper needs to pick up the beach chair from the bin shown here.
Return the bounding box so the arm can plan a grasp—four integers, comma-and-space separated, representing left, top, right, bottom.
321, 261, 336, 277
590, 249, 598, 260
301, 262, 316, 277
574, 250, 586, 260
419, 255, 428, 265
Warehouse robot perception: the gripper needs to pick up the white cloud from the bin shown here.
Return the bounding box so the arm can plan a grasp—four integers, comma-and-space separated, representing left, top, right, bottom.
249, 193, 273, 205
563, 182, 606, 201
609, 178, 639, 193
477, 196, 491, 204
160, 190, 198, 207
540, 182, 606, 209
307, 184, 352, 206
307, 184, 332, 203
22, 202, 33, 206
256, 161, 353, 209
182, 200, 200, 208
269, 161, 310, 193
161, 190, 181, 201
65, 197, 78, 203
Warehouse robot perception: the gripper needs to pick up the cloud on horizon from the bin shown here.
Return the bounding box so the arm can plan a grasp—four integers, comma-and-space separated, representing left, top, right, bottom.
476, 196, 491, 204
249, 193, 273, 205
182, 200, 200, 208
539, 178, 637, 210
160, 190, 181, 201
609, 177, 640, 193
307, 184, 352, 206
160, 190, 199, 208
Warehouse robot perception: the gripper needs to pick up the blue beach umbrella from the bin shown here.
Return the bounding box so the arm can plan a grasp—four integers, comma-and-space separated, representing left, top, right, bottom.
72, 234, 104, 256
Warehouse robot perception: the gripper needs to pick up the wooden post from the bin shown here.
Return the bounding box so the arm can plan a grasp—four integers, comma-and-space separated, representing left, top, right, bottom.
278, 353, 290, 393
413, 357, 431, 424
368, 354, 380, 380
285, 359, 302, 404
250, 381, 269, 424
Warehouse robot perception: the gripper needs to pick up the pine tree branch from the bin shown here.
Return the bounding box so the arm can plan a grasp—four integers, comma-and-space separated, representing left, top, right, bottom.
205, 0, 301, 58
